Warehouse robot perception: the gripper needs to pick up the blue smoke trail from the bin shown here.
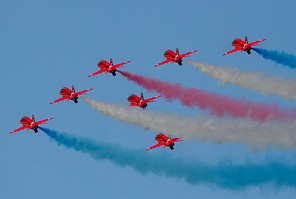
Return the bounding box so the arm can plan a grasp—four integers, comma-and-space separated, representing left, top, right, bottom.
40, 127, 296, 189
253, 48, 296, 69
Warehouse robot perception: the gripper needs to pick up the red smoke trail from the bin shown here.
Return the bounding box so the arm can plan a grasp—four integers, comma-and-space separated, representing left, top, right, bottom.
118, 71, 296, 122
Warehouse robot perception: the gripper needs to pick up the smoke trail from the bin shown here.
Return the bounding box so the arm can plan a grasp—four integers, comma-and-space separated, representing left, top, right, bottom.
84, 98, 296, 150
253, 48, 296, 69
118, 70, 296, 122
188, 61, 296, 100
40, 127, 296, 189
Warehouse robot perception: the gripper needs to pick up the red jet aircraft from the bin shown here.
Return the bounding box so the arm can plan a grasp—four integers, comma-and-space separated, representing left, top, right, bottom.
154, 48, 198, 67
9, 115, 54, 134
127, 92, 161, 109
223, 36, 266, 56
88, 58, 131, 77
50, 85, 94, 104
146, 133, 182, 150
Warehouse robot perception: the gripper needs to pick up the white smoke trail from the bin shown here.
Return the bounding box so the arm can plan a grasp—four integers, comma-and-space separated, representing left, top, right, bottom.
84, 98, 296, 150
187, 61, 296, 100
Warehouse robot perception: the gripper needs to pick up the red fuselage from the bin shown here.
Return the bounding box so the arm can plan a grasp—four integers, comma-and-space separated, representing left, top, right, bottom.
97, 60, 114, 73
60, 87, 78, 102
20, 116, 38, 132
155, 134, 176, 150
231, 38, 251, 52
164, 50, 182, 64
127, 94, 147, 109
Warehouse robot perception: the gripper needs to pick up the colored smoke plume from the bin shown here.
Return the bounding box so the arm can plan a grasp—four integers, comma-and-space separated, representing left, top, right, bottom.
188, 61, 296, 100
84, 98, 296, 150
41, 127, 296, 189
253, 48, 296, 69
118, 71, 296, 122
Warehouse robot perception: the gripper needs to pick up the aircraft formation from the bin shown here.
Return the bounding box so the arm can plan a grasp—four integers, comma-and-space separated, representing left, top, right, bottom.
10, 36, 266, 151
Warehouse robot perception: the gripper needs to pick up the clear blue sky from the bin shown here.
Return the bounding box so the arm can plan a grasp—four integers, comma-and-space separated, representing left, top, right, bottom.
1, 1, 296, 198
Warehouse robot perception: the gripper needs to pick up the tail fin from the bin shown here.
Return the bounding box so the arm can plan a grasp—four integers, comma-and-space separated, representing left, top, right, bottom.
176, 48, 180, 55
140, 92, 144, 100
245, 36, 248, 44
72, 85, 75, 93
32, 114, 35, 122
110, 58, 113, 66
